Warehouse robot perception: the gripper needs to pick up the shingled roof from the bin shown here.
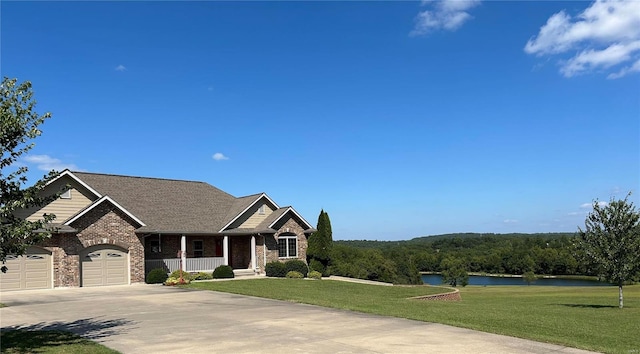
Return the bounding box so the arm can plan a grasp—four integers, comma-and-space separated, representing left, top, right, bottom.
70, 172, 244, 234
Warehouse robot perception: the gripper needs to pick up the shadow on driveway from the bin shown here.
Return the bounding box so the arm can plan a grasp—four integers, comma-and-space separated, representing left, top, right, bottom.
1, 316, 135, 340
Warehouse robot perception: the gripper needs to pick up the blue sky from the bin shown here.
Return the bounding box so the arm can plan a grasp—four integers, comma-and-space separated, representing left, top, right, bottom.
2, 1, 638, 240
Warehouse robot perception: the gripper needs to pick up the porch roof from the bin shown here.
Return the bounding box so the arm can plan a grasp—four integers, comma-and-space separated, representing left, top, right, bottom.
221, 228, 277, 235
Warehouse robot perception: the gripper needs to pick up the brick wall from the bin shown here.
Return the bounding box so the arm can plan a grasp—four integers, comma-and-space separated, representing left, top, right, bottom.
39, 202, 144, 287
411, 288, 461, 301
256, 217, 309, 273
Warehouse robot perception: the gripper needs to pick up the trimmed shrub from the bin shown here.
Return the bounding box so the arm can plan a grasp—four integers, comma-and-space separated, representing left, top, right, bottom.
212, 265, 235, 279
285, 259, 309, 277
286, 271, 303, 279
164, 277, 190, 286
308, 270, 322, 280
309, 259, 327, 276
265, 261, 287, 277
170, 269, 193, 281
194, 272, 213, 280
146, 268, 168, 284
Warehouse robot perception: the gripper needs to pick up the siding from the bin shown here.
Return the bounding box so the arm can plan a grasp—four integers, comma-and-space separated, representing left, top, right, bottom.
14, 176, 97, 223
236, 203, 275, 229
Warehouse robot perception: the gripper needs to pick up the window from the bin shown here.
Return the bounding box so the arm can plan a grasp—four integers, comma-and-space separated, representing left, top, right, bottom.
193, 240, 204, 258
60, 189, 71, 199
277, 235, 297, 258
258, 204, 266, 215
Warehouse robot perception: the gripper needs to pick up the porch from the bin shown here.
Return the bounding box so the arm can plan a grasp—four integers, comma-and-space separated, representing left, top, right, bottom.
145, 257, 226, 274
143, 234, 260, 275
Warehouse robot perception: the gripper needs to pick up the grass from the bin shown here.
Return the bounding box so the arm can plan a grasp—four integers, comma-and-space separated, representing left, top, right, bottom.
187, 279, 640, 354
0, 330, 119, 354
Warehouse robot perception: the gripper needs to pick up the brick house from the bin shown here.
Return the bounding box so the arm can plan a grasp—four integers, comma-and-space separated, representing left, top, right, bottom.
0, 170, 315, 291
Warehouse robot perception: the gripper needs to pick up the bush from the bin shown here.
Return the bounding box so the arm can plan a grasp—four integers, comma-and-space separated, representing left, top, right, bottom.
265, 262, 287, 277
146, 268, 168, 284
286, 271, 303, 279
212, 265, 235, 279
164, 277, 190, 286
285, 259, 309, 277
309, 259, 328, 276
194, 272, 213, 280
308, 270, 322, 280
169, 269, 193, 281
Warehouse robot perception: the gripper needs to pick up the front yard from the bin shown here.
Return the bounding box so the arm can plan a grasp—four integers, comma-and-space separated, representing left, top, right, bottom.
187, 278, 640, 354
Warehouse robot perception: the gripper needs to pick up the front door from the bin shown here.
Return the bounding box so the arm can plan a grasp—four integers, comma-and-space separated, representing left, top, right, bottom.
229, 236, 251, 269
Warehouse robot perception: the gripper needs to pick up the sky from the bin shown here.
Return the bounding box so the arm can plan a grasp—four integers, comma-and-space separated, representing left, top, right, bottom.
2, 0, 639, 241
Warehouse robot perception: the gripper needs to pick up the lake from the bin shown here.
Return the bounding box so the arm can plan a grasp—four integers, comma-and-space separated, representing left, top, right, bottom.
421, 274, 613, 286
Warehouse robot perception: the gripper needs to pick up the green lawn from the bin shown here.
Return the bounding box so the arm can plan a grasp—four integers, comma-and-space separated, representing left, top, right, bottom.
0, 330, 119, 354
188, 279, 640, 354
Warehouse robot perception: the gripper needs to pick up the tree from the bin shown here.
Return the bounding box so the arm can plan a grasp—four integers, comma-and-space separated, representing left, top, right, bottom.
307, 209, 333, 276
1, 77, 60, 273
440, 257, 469, 287
522, 271, 537, 286
577, 194, 640, 308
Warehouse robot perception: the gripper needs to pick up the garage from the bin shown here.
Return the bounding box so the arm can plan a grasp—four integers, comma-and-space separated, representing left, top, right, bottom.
0, 246, 52, 291
81, 245, 129, 287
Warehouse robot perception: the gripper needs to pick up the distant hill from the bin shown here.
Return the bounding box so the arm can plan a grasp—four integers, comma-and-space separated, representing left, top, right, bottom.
336, 232, 576, 248
409, 232, 576, 243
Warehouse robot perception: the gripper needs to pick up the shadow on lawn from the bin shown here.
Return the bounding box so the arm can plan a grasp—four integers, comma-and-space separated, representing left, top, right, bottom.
559, 304, 618, 309
1, 317, 134, 352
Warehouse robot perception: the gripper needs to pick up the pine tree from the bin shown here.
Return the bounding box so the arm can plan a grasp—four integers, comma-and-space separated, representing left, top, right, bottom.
307, 209, 333, 276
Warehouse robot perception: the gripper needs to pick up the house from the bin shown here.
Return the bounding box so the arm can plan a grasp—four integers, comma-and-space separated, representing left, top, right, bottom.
0, 170, 315, 291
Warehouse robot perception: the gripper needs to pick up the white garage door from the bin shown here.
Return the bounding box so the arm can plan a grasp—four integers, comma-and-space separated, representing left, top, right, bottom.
81, 245, 128, 287
0, 247, 52, 291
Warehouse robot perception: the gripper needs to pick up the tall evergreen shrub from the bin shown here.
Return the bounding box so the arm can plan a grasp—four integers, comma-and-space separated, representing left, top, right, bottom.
307, 210, 333, 276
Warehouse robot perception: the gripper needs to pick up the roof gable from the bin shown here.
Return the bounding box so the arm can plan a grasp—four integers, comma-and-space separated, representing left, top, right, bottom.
13, 172, 99, 223
48, 170, 102, 198
219, 193, 279, 232
65, 196, 146, 227
269, 207, 314, 230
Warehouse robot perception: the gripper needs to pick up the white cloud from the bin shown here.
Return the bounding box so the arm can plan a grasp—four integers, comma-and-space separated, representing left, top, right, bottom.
212, 152, 229, 161
580, 201, 608, 209
23, 155, 80, 172
115, 65, 127, 72
503, 219, 518, 224
525, 0, 640, 78
411, 0, 481, 36
607, 58, 640, 79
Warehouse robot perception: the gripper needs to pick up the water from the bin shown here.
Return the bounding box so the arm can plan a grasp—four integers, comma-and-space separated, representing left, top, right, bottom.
421, 274, 613, 286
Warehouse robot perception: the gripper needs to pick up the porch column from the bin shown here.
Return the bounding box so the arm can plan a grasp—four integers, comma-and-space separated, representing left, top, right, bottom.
180, 235, 187, 271
251, 235, 256, 272
223, 235, 229, 266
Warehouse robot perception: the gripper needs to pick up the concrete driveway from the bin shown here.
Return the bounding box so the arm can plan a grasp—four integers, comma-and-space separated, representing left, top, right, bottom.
1, 282, 595, 354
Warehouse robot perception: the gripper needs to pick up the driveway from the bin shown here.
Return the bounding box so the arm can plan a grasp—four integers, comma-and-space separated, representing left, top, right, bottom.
1, 283, 595, 354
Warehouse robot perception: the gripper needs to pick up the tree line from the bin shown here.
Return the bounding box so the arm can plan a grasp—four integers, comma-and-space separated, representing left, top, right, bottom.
329, 233, 593, 285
